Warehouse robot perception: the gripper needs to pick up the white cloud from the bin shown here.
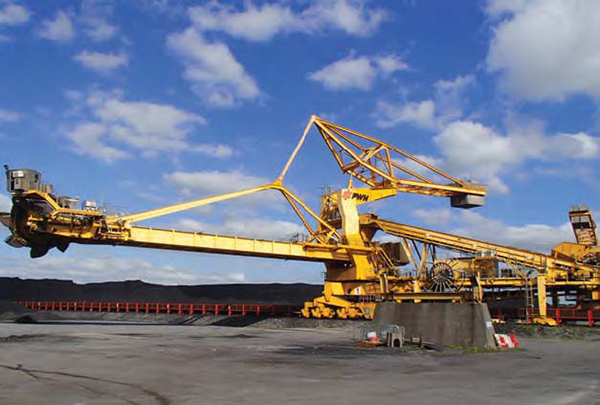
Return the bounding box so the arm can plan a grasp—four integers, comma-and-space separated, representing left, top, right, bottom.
372, 72, 600, 193
413, 208, 451, 226
176, 217, 305, 241
487, 0, 600, 101
550, 133, 600, 159
486, 0, 529, 18
0, 3, 30, 25
393, 154, 446, 184
188, 0, 387, 42
164, 170, 269, 197
163, 169, 283, 210
167, 28, 261, 107
74, 51, 128, 73
66, 122, 130, 163
189, 2, 296, 42
435, 120, 515, 193
310, 56, 374, 91
302, 0, 387, 37
191, 144, 236, 159
374, 55, 408, 74
0, 108, 20, 122
409, 207, 576, 253
434, 75, 475, 94
450, 211, 574, 253
0, 255, 245, 285
65, 90, 232, 163
371, 69, 600, 193
309, 54, 407, 91
0, 193, 12, 212
374, 100, 437, 130
37, 11, 75, 42
434, 119, 600, 193
79, 0, 119, 41
94, 97, 205, 145
172, 1, 387, 105
374, 74, 474, 130
433, 75, 475, 120
84, 19, 118, 41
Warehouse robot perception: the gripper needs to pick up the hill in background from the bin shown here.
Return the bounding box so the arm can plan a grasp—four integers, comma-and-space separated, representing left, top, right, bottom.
0, 277, 323, 305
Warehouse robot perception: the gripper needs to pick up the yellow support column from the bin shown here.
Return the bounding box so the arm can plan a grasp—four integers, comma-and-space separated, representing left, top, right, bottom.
537, 274, 547, 317
592, 273, 600, 306
535, 274, 557, 325
412, 279, 422, 303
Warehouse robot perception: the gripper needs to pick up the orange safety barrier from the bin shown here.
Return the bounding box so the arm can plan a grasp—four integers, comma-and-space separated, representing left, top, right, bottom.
490, 306, 599, 327
16, 301, 298, 317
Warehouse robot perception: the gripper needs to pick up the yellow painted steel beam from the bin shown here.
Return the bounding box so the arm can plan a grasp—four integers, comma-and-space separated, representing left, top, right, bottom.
277, 116, 316, 181
23, 212, 370, 263
392, 292, 463, 301
390, 178, 487, 196
276, 115, 486, 200
367, 216, 542, 262
121, 226, 355, 262
364, 215, 598, 274
271, 184, 342, 241
30, 222, 355, 262
545, 281, 600, 287
116, 185, 272, 224
313, 117, 487, 196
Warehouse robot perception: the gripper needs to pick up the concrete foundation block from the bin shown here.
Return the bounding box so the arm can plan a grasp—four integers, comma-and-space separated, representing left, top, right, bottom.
373, 302, 496, 349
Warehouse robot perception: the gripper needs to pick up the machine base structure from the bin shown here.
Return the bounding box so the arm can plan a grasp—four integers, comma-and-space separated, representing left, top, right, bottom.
373, 302, 497, 349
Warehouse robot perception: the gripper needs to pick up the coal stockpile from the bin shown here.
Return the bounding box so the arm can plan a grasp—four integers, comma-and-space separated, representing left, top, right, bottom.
0, 277, 323, 304
0, 301, 30, 321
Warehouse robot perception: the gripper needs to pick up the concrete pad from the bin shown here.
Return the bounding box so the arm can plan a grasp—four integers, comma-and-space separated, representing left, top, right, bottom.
373, 302, 496, 348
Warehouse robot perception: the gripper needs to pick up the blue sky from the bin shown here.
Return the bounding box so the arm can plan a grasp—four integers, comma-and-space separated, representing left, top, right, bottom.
0, 0, 599, 285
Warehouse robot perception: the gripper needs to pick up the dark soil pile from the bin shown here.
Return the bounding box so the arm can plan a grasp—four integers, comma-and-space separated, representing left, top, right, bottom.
0, 301, 36, 322
0, 277, 323, 305
495, 322, 600, 341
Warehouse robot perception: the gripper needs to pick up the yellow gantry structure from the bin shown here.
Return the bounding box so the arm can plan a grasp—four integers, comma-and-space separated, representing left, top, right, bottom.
310, 118, 486, 199
365, 215, 598, 275
2, 116, 598, 323
361, 214, 600, 323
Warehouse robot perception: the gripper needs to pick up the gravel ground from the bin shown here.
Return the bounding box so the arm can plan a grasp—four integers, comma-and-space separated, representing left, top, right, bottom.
0, 305, 370, 329
0, 323, 598, 405
3, 306, 599, 341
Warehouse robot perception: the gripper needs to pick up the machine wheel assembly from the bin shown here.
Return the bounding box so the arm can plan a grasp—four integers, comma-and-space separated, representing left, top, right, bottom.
427, 262, 460, 293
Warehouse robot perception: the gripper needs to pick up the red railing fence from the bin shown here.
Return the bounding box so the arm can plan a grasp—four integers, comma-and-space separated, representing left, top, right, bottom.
17, 301, 299, 317
490, 306, 598, 327
16, 301, 600, 326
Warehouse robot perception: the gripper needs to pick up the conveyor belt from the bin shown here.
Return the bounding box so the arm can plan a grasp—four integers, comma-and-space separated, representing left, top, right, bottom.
361, 214, 596, 273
